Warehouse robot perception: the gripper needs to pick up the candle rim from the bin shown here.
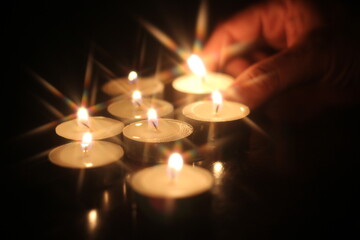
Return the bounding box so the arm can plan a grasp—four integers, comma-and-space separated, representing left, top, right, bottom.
129, 164, 214, 199
102, 76, 164, 96
107, 98, 174, 119
49, 140, 124, 169
55, 116, 124, 140
122, 118, 193, 143
172, 72, 234, 94
182, 100, 250, 122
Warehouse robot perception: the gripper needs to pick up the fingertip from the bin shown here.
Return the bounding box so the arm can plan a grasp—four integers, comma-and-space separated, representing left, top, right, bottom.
222, 74, 271, 109
223, 58, 250, 77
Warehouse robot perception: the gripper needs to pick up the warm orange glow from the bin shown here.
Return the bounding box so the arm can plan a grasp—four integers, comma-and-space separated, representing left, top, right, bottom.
212, 90, 223, 114
213, 161, 224, 179
77, 107, 89, 120
87, 209, 98, 231
81, 132, 92, 152
167, 153, 183, 180
77, 107, 90, 128
132, 90, 142, 106
147, 108, 158, 129
128, 71, 138, 83
187, 54, 206, 77
212, 90, 223, 105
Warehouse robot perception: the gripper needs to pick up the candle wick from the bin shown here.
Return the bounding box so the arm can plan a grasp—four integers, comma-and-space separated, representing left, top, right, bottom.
83, 147, 88, 154
215, 104, 220, 114
168, 169, 177, 183
81, 122, 91, 130
152, 121, 158, 130
135, 101, 143, 109
201, 75, 206, 84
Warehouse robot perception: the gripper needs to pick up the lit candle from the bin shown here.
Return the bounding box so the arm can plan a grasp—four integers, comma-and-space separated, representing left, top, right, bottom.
49, 132, 124, 168
107, 90, 174, 125
81, 131, 93, 153
56, 107, 124, 140
167, 152, 183, 181
102, 71, 164, 99
211, 90, 223, 115
179, 90, 251, 150
122, 109, 194, 163
127, 153, 214, 222
187, 54, 207, 83
77, 107, 91, 129
147, 108, 158, 130
128, 70, 138, 84
182, 90, 249, 122
129, 153, 213, 198
171, 54, 234, 107
131, 90, 142, 107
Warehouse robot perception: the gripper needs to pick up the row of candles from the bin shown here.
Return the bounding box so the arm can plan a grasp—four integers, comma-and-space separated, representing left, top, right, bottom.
48, 54, 250, 213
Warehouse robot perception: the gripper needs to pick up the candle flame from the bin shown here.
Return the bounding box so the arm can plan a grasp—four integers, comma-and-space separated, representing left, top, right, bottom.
167, 153, 183, 180
213, 161, 224, 179
187, 54, 206, 77
211, 90, 223, 114
147, 108, 159, 130
128, 71, 138, 83
131, 90, 142, 107
81, 131, 92, 152
77, 107, 90, 128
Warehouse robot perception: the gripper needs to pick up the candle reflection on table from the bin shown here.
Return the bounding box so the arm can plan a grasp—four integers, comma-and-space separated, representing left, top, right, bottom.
87, 209, 98, 233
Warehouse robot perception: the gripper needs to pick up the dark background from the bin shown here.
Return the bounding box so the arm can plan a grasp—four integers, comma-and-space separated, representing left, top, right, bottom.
3, 0, 360, 239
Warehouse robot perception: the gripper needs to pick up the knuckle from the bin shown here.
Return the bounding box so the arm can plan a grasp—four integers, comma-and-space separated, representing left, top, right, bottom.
246, 64, 281, 97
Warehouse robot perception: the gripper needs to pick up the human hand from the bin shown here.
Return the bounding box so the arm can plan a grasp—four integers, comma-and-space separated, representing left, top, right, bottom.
203, 0, 360, 121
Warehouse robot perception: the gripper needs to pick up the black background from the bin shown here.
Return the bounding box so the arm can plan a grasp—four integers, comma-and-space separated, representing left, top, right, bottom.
3, 0, 360, 239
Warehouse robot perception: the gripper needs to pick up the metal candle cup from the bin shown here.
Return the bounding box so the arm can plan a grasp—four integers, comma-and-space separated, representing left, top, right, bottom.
171, 72, 234, 108
127, 154, 214, 226
122, 119, 194, 164
180, 100, 251, 157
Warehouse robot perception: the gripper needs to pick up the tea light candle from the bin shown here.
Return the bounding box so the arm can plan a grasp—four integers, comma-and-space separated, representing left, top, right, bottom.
55, 107, 124, 140
49, 132, 124, 168
172, 72, 233, 94
122, 109, 194, 163
107, 90, 174, 124
129, 153, 214, 198
102, 71, 164, 98
128, 153, 214, 223
182, 90, 250, 122
171, 54, 234, 107
180, 90, 250, 150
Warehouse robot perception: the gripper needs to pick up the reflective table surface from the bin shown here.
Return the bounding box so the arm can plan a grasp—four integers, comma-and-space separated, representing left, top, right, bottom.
5, 102, 359, 240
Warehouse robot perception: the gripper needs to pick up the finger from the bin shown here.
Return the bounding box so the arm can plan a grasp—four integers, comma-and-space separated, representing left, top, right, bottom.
203, 8, 261, 71
203, 1, 288, 71
223, 43, 319, 109
223, 57, 251, 77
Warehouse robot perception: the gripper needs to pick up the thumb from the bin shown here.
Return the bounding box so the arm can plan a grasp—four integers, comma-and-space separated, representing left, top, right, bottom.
223, 43, 320, 109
